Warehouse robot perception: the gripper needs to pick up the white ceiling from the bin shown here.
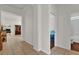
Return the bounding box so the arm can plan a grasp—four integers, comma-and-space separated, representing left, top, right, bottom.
1, 4, 79, 10
3, 4, 33, 10
56, 4, 79, 10
0, 4, 34, 15
3, 4, 79, 11
56, 4, 79, 16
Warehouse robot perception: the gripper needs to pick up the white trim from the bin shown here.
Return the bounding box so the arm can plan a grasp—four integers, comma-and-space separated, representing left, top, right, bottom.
24, 39, 33, 46
33, 47, 40, 52
41, 49, 50, 55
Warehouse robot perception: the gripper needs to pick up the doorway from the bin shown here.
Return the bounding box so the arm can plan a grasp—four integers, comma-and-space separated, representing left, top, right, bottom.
49, 13, 56, 49
70, 15, 79, 52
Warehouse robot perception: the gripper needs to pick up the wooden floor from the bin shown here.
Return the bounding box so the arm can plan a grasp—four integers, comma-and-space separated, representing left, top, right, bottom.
0, 34, 79, 55
0, 34, 47, 55
51, 47, 79, 55
0, 35, 39, 55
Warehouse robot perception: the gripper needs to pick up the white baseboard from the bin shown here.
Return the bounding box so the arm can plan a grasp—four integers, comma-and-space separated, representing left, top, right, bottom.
33, 47, 41, 52
40, 49, 50, 55
24, 40, 33, 45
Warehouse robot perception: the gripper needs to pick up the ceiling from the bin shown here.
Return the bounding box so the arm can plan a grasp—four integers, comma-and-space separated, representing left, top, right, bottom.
3, 4, 33, 10
56, 4, 79, 10
3, 4, 79, 11
7, 4, 26, 9
56, 4, 79, 15
0, 4, 34, 15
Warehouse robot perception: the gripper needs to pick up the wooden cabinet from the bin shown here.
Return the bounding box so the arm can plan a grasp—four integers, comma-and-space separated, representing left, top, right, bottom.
71, 42, 79, 51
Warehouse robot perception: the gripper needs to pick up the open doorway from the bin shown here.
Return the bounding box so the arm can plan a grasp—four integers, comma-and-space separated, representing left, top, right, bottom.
70, 15, 79, 52
1, 10, 22, 42
49, 13, 56, 49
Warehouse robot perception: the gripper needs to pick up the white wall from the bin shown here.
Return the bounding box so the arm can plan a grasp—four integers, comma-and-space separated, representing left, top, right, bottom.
32, 5, 51, 54
41, 5, 50, 54
32, 5, 56, 54
1, 11, 22, 36
71, 19, 79, 35
55, 5, 70, 50
32, 5, 39, 51
55, 5, 79, 50
70, 16, 79, 43
49, 13, 55, 32
0, 11, 1, 25
71, 13, 79, 36
37, 5, 42, 51
22, 6, 33, 45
